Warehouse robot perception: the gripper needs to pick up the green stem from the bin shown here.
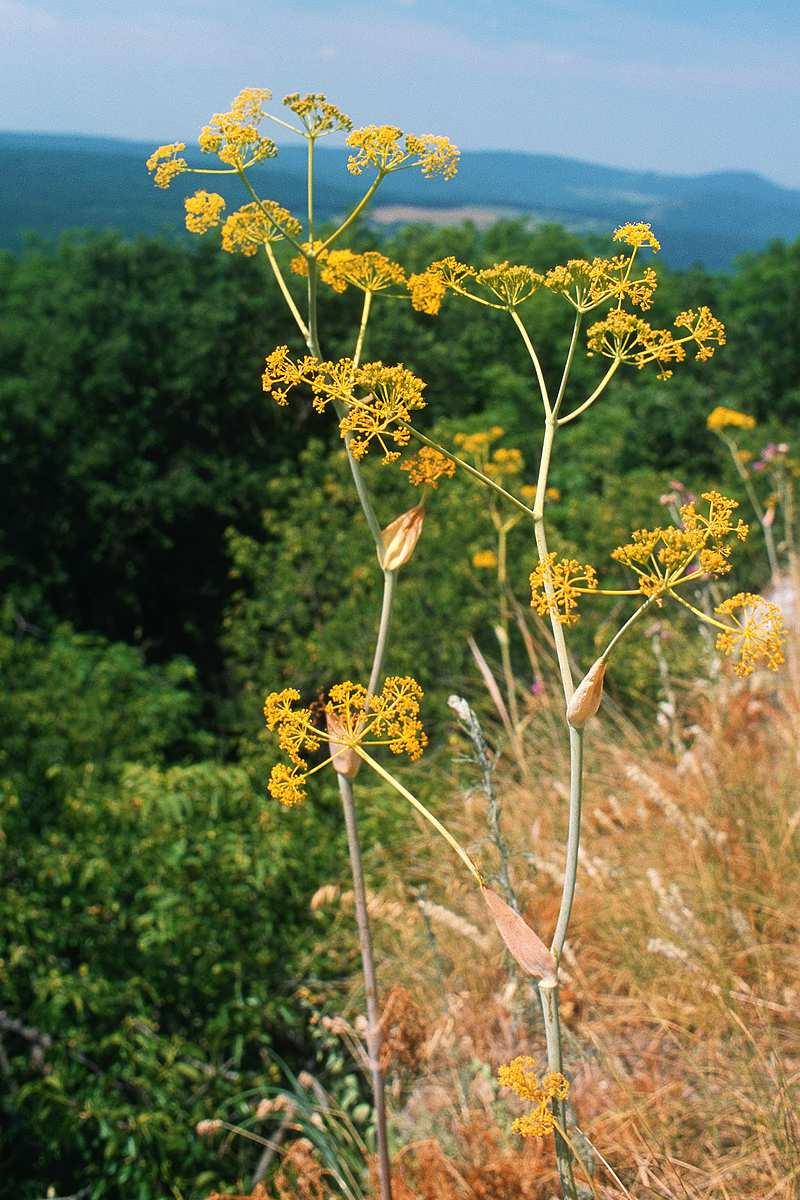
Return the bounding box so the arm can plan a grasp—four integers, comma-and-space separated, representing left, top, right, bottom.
557, 358, 621, 426
598, 594, 660, 663
538, 979, 578, 1200
367, 571, 397, 698
321, 174, 385, 251
402, 425, 535, 520
235, 167, 305, 254
510, 310, 552, 416
353, 290, 373, 368
262, 242, 308, 340
533, 421, 574, 702
355, 748, 483, 886
552, 312, 583, 419
337, 774, 393, 1200
550, 729, 583, 961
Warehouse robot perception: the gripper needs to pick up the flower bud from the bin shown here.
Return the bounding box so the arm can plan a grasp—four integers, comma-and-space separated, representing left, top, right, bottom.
379, 504, 425, 571
195, 1118, 222, 1137
325, 712, 362, 780
566, 657, 606, 729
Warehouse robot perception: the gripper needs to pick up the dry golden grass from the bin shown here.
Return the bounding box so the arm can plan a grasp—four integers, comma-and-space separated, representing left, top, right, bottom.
311, 599, 800, 1200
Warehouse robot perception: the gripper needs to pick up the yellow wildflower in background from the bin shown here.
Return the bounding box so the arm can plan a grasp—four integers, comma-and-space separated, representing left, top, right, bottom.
530, 554, 598, 624
145, 143, 188, 189
184, 191, 226, 235
400, 447, 456, 488
714, 593, 785, 677
707, 405, 757, 431
485, 446, 524, 478
472, 550, 498, 569
498, 1056, 570, 1139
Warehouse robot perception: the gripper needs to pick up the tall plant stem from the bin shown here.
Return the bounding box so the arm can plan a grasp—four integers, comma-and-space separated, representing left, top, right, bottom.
367, 570, 397, 697
337, 774, 393, 1200
302, 144, 394, 1200
539, 979, 579, 1200
532, 413, 580, 1200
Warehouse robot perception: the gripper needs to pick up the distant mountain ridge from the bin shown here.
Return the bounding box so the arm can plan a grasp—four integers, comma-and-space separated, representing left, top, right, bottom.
2, 131, 799, 268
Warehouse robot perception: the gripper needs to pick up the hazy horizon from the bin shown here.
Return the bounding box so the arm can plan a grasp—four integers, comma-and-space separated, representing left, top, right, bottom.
3, 0, 800, 186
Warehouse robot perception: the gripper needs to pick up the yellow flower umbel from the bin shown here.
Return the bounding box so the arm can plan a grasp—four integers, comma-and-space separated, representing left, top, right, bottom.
263, 677, 428, 805
221, 201, 302, 255
261, 349, 427, 463
145, 142, 188, 189
498, 1056, 570, 1139
184, 190, 226, 234
346, 126, 459, 179
198, 87, 277, 168
586, 306, 725, 380
530, 554, 599, 625
473, 549, 498, 569
319, 249, 407, 295
707, 405, 757, 432
282, 92, 352, 137
611, 491, 749, 597
714, 593, 785, 677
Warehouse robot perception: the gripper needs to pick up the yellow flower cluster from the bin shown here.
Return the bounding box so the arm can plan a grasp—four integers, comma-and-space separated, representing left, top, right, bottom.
408, 270, 447, 314
409, 258, 543, 314
340, 363, 427, 461
612, 221, 661, 251
262, 349, 427, 462
320, 249, 407, 294
472, 550, 498, 569
453, 426, 505, 456
473, 263, 543, 309
263, 676, 428, 805
611, 491, 748, 595
346, 126, 459, 179
198, 87, 277, 168
184, 190, 226, 234
714, 593, 785, 677
220, 201, 302, 254
530, 554, 599, 625
586, 305, 725, 379
485, 446, 524, 479
145, 142, 188, 189
498, 1056, 570, 1139
282, 92, 352, 136
400, 447, 456, 488
546, 256, 659, 312
706, 405, 756, 432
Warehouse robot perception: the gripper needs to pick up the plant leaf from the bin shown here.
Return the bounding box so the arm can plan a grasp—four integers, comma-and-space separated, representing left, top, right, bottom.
482, 887, 557, 980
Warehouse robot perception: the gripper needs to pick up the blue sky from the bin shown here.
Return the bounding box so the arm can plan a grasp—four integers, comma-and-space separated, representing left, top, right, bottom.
4, 0, 800, 184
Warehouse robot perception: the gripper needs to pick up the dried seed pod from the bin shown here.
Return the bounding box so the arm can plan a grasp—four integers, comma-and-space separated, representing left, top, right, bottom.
566, 657, 606, 729
482, 887, 557, 981
325, 712, 362, 779
380, 504, 425, 571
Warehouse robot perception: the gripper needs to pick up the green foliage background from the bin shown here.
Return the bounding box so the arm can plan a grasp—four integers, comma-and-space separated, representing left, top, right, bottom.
1, 220, 799, 1197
